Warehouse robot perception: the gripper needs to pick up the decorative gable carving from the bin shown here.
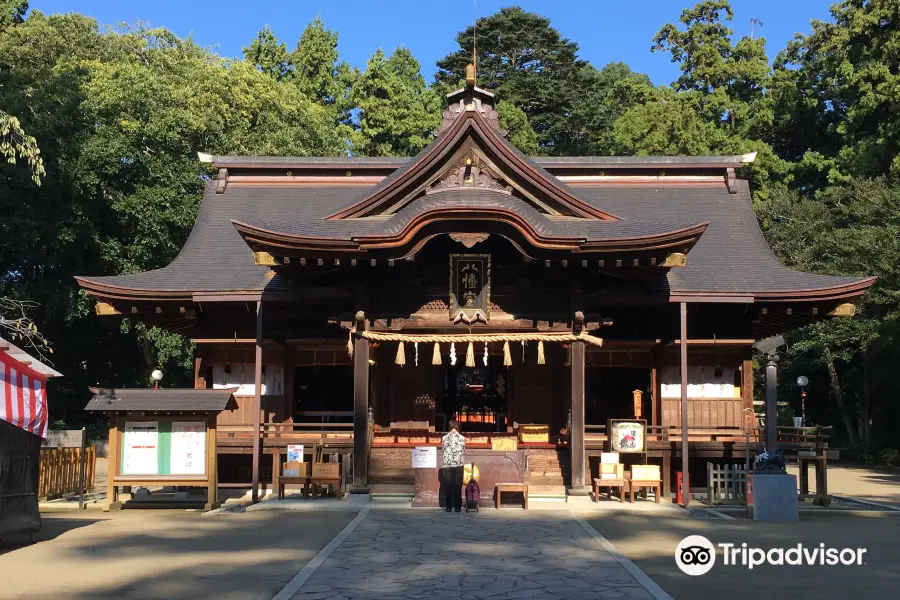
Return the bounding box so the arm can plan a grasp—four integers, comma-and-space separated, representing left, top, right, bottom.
426, 154, 512, 195
327, 90, 618, 222
441, 96, 507, 136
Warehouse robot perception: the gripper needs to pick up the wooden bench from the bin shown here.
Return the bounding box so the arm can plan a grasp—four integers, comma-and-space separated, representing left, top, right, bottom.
495, 483, 528, 509
309, 462, 343, 500
277, 461, 310, 500
593, 477, 626, 502
627, 465, 662, 503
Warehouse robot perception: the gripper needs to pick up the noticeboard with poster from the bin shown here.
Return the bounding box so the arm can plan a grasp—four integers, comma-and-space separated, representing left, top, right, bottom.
120, 419, 208, 476
608, 419, 647, 453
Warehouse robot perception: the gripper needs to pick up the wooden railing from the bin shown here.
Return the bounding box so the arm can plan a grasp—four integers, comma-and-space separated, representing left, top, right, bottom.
584, 424, 831, 448
38, 446, 96, 499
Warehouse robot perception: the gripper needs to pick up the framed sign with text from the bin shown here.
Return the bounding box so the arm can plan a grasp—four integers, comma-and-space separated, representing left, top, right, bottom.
449, 254, 491, 321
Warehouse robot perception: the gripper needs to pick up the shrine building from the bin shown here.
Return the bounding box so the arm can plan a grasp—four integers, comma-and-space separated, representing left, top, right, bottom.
76, 78, 875, 502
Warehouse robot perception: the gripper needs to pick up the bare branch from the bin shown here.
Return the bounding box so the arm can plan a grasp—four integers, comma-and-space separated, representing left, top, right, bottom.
0, 297, 53, 363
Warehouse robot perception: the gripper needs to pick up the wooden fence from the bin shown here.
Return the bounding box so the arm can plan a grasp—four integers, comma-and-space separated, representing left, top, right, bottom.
707, 463, 747, 505
38, 446, 97, 499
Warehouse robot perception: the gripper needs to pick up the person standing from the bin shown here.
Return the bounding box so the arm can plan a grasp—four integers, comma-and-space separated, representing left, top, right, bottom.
441, 420, 465, 512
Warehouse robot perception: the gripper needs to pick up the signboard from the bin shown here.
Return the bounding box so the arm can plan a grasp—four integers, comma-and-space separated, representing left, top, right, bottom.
170, 421, 206, 475
122, 421, 159, 474
632, 389, 643, 419
42, 430, 83, 448
491, 438, 517, 451
449, 254, 490, 322
608, 419, 647, 453
411, 446, 437, 469
287, 444, 304, 463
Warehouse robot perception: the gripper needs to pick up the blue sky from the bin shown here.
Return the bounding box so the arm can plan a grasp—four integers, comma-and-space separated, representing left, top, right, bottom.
29, 1, 835, 85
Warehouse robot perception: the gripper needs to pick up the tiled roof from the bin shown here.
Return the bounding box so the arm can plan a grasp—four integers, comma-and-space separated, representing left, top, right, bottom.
77, 178, 870, 297
84, 388, 236, 412
235, 191, 706, 242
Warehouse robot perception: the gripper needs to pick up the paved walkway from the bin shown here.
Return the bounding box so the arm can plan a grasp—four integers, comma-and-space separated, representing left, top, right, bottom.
280, 508, 665, 600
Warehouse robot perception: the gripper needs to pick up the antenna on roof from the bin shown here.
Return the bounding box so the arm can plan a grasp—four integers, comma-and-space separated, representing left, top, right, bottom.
749, 18, 763, 40
465, 0, 477, 87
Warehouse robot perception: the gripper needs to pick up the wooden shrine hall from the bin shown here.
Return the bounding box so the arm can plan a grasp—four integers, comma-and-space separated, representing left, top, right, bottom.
76, 76, 875, 503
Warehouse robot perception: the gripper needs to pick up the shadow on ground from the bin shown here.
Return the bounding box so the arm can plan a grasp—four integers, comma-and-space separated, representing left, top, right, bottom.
0, 509, 355, 600
0, 516, 104, 556
588, 510, 900, 600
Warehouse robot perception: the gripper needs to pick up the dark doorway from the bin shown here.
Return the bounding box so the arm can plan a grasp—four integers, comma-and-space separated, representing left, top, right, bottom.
440, 356, 508, 433
294, 365, 353, 417
585, 367, 651, 425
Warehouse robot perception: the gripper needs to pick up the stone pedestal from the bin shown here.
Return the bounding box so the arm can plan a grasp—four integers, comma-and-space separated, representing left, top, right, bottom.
752, 473, 799, 521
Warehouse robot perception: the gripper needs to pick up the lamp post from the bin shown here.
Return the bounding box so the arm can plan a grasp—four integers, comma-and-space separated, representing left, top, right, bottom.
796, 375, 808, 427
151, 369, 163, 390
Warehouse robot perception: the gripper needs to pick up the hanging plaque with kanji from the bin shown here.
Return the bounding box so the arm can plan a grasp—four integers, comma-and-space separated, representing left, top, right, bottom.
450, 254, 490, 323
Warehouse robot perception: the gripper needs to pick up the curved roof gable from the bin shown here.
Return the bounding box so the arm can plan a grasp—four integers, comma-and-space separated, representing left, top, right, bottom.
327, 92, 617, 221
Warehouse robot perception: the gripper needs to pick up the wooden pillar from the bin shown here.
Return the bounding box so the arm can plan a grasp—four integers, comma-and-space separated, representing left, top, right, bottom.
104, 416, 121, 511
765, 352, 778, 453
251, 300, 263, 503
205, 414, 220, 511
194, 347, 207, 389
680, 302, 690, 507
650, 349, 659, 427
283, 344, 296, 423
569, 311, 587, 494
351, 311, 370, 493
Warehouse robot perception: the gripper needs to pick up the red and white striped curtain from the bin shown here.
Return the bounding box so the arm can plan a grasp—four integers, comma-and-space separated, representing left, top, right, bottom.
0, 352, 49, 439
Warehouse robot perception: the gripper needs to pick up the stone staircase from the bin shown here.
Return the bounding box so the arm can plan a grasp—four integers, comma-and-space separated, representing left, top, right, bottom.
525, 448, 569, 497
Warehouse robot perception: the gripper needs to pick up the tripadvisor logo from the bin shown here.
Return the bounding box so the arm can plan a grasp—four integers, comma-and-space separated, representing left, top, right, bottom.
675, 535, 867, 575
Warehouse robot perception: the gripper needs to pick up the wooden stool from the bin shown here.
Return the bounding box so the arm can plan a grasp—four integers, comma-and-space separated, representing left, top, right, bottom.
628, 479, 661, 503
495, 483, 528, 509
278, 477, 309, 500
593, 477, 626, 502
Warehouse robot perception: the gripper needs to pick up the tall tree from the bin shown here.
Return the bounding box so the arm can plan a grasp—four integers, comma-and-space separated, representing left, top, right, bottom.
773, 0, 900, 186
757, 179, 900, 444
353, 47, 440, 157
0, 12, 344, 422
242, 25, 290, 80
0, 0, 27, 31
290, 17, 341, 104
436, 6, 599, 155
610, 0, 788, 200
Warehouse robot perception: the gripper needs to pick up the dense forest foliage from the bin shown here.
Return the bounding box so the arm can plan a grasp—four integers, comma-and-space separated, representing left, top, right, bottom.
2, 0, 898, 457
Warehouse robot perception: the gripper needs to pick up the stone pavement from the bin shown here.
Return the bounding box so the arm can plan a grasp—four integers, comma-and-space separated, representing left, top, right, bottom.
283, 508, 665, 600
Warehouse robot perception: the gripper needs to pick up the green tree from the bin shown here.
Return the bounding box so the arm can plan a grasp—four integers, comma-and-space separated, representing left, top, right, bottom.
352, 47, 441, 156
758, 179, 900, 445
773, 0, 900, 185
290, 17, 341, 104
496, 100, 538, 155
0, 0, 26, 31
242, 25, 290, 80
0, 12, 344, 422
608, 0, 788, 201
436, 6, 598, 155
1, 110, 44, 185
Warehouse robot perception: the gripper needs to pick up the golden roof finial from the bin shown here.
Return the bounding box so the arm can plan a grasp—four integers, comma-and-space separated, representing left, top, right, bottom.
466, 63, 476, 87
